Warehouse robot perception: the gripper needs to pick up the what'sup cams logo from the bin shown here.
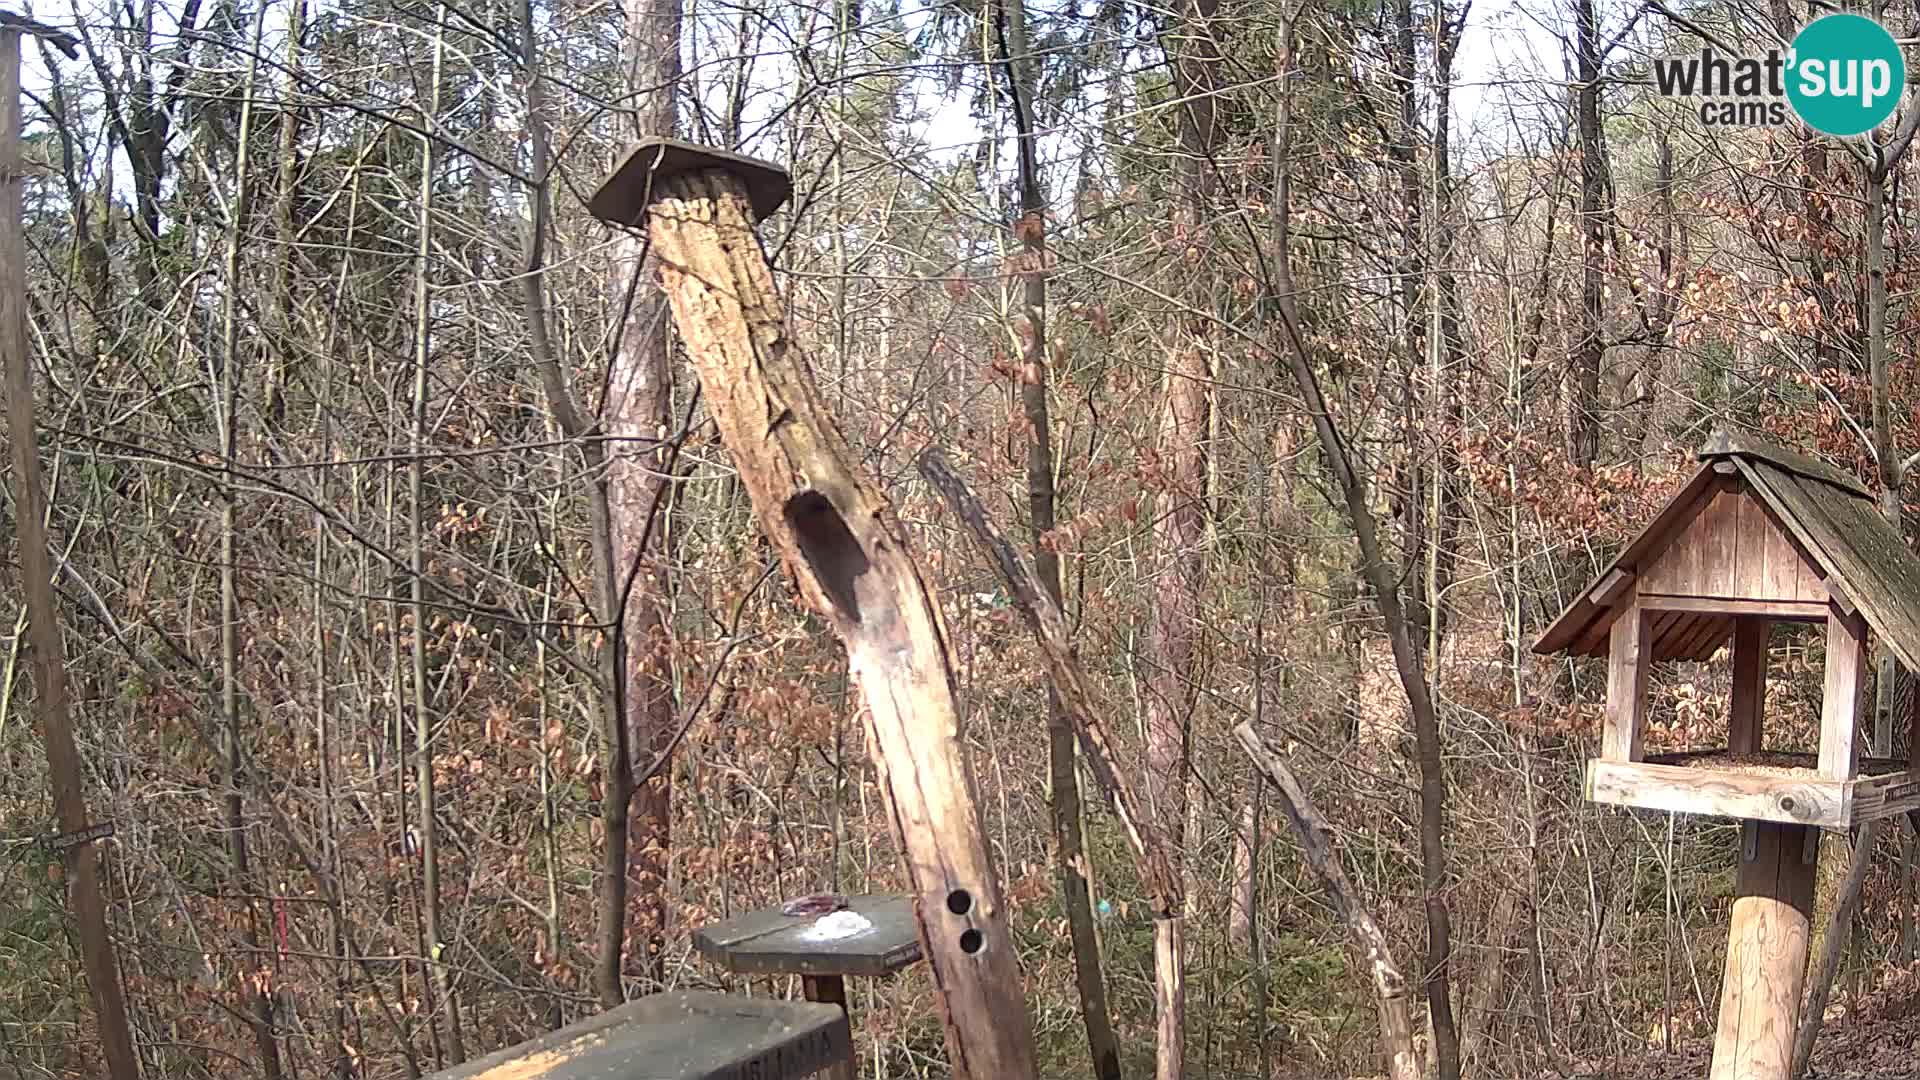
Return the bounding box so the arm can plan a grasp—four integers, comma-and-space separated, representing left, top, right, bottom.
1653, 13, 1906, 137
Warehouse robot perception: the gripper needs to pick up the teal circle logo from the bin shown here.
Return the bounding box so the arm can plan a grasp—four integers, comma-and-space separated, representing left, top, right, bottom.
1787, 14, 1905, 137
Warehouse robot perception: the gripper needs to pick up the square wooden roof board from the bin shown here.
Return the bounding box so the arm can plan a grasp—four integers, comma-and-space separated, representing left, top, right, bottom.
427, 990, 849, 1080
694, 894, 923, 978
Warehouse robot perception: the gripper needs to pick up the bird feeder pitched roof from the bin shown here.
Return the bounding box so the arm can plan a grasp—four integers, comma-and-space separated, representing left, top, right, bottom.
1533, 430, 1920, 673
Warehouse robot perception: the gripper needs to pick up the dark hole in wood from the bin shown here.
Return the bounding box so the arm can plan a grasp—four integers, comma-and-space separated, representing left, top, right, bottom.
959, 928, 983, 955
946, 889, 972, 915
784, 490, 868, 624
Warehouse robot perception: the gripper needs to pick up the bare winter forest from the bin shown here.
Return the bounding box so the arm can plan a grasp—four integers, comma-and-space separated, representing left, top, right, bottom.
8, 0, 1920, 1076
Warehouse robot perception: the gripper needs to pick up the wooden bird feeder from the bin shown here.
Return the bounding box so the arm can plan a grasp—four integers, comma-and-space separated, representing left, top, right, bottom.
1536, 430, 1920, 827
694, 895, 923, 1080
1534, 430, 1920, 1080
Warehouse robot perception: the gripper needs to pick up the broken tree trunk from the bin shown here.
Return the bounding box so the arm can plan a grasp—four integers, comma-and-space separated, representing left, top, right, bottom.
590, 141, 1037, 1077
1235, 723, 1421, 1080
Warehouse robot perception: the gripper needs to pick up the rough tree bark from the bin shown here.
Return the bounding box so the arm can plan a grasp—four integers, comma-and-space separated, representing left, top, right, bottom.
994, 2, 1122, 1076
1424, 0, 1469, 650
607, 0, 684, 991
617, 157, 1039, 1077
1388, 0, 1428, 622
1568, 0, 1604, 468
1148, 4, 1222, 1074
264, 0, 305, 428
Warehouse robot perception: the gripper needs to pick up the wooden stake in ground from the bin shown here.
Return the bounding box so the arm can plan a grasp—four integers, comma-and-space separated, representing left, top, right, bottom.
0, 20, 141, 1080
588, 140, 1038, 1077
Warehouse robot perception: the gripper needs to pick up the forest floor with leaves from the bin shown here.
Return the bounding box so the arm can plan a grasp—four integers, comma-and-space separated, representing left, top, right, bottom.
1571, 963, 1920, 1079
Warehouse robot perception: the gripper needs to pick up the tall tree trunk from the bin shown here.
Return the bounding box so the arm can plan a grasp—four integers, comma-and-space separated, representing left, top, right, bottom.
1869, 165, 1900, 759
410, 7, 464, 1063
0, 25, 140, 1080
1568, 0, 1603, 468
996, 3, 1122, 1077
216, 14, 285, 1076
606, 0, 684, 992
1425, 0, 1468, 653
1149, 4, 1222, 1075
265, 0, 305, 428
515, 0, 635, 1011
1388, 0, 1428, 628
1264, 15, 1460, 1075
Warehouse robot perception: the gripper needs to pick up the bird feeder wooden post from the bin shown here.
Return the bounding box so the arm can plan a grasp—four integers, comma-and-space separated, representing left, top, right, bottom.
587, 139, 1039, 1077
1535, 431, 1920, 1080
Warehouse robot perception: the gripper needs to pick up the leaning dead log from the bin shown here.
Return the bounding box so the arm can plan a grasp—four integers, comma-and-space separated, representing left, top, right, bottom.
917, 449, 1180, 916
588, 139, 1038, 1077
1790, 819, 1882, 1080
917, 448, 1186, 1080
1235, 723, 1422, 1080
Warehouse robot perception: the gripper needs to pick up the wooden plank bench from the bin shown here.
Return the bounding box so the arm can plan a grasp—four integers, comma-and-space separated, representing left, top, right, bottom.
426, 990, 851, 1080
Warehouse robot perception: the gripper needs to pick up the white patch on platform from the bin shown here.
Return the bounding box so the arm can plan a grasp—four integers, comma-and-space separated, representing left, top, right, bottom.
800, 910, 874, 942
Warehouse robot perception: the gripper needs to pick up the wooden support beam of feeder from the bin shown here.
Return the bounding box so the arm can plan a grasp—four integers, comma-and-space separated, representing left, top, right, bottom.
1604, 603, 1648, 762
1820, 607, 1867, 781
588, 139, 1038, 1078
1710, 820, 1815, 1080
1730, 618, 1768, 755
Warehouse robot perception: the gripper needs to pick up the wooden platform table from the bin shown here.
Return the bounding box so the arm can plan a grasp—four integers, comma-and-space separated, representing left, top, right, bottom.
426, 989, 851, 1079
694, 895, 924, 1080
